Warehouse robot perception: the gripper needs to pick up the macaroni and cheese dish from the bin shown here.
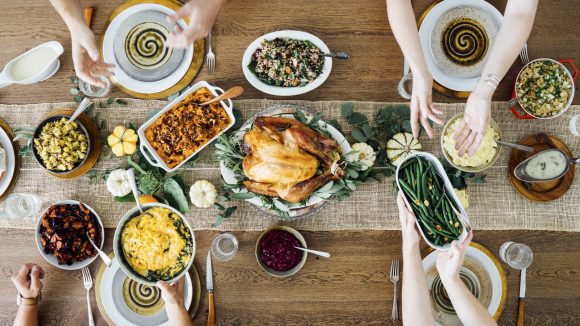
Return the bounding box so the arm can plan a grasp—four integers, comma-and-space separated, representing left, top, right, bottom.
516, 60, 572, 117
145, 87, 231, 169
443, 118, 498, 168
120, 207, 193, 281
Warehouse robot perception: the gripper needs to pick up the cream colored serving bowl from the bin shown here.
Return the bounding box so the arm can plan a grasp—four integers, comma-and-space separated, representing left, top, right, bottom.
441, 113, 502, 173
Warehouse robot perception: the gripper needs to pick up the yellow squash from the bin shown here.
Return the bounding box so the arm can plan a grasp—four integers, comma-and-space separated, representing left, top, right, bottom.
107, 126, 138, 157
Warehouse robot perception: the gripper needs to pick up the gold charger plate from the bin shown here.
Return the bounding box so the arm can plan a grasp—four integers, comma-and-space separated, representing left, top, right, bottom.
423, 241, 507, 322
101, 0, 205, 99
0, 118, 21, 200
95, 253, 202, 326
40, 109, 102, 180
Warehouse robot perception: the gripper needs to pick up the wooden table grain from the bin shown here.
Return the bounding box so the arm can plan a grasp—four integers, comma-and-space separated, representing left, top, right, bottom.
0, 0, 579, 325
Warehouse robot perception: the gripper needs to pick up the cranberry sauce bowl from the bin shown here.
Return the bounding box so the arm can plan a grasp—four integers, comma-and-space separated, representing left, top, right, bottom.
255, 226, 307, 277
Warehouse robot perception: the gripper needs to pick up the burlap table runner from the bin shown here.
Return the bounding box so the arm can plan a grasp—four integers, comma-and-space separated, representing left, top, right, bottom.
0, 99, 578, 231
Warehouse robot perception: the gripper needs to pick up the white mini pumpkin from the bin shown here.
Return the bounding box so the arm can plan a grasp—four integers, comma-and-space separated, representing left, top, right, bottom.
106, 169, 132, 197
189, 180, 218, 208
387, 132, 422, 166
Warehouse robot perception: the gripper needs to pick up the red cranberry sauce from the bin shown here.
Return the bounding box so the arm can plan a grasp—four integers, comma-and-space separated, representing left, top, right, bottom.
259, 230, 303, 272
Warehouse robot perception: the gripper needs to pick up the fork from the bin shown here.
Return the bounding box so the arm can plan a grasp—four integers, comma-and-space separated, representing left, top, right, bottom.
82, 267, 95, 326
206, 30, 215, 74
519, 43, 529, 64
390, 259, 400, 321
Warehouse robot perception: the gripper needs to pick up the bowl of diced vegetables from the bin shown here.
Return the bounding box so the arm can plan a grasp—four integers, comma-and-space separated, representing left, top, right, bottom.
395, 152, 470, 250
32, 115, 91, 175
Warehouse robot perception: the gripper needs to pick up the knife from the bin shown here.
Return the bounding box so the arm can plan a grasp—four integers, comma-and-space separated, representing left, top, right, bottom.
517, 267, 526, 326
206, 251, 216, 326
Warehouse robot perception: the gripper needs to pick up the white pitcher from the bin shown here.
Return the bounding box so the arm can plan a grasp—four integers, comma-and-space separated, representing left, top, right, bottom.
0, 41, 64, 88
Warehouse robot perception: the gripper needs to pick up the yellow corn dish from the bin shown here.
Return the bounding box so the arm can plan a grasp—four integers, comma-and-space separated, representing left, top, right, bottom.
443, 118, 498, 168
120, 207, 192, 281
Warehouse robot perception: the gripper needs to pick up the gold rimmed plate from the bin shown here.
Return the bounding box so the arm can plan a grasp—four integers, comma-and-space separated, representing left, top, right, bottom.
95, 253, 201, 326
0, 118, 20, 200
101, 0, 204, 99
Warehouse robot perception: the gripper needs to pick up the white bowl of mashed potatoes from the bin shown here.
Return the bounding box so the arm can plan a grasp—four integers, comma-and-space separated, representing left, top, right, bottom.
441, 113, 502, 172
113, 203, 195, 286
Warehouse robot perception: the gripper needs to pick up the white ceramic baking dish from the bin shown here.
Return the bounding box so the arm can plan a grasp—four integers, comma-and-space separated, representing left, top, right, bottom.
395, 152, 471, 251
138, 80, 235, 172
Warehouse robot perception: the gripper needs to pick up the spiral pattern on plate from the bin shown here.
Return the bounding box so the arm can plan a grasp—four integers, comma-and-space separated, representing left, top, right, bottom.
122, 277, 164, 316
442, 18, 488, 67
431, 271, 480, 315
125, 22, 172, 70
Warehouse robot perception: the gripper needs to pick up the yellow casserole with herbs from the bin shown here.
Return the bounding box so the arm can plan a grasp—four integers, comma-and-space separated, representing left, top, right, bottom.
120, 207, 193, 281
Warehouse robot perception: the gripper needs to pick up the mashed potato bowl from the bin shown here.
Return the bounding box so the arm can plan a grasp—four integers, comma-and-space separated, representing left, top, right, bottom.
441, 113, 502, 173
113, 203, 195, 286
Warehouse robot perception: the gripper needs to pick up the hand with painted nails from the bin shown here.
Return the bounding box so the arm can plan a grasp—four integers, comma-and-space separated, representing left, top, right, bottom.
11, 263, 45, 299
409, 71, 445, 139
453, 91, 492, 157
70, 26, 115, 87
165, 0, 226, 49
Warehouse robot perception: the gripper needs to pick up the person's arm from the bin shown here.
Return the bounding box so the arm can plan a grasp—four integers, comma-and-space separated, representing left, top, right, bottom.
455, 0, 538, 156
397, 193, 435, 326
49, 0, 114, 87
436, 232, 496, 326
165, 0, 227, 49
386, 0, 443, 139
11, 264, 45, 326
157, 278, 192, 326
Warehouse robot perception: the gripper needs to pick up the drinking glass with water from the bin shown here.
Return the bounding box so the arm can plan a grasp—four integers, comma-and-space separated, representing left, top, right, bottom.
211, 233, 239, 261
499, 241, 533, 270
0, 193, 42, 219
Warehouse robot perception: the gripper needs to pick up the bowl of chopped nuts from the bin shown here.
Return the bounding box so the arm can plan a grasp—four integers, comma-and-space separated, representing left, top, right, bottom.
32, 115, 91, 175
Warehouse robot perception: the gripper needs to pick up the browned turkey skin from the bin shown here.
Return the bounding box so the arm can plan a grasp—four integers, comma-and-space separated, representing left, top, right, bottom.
242, 116, 345, 203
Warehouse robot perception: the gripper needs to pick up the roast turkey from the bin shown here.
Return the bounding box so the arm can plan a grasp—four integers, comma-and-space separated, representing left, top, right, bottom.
242, 116, 345, 203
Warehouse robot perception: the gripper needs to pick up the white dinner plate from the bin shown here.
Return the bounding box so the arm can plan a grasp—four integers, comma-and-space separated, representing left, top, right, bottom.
0, 127, 15, 197
419, 0, 503, 91
423, 243, 506, 325
220, 106, 350, 217
102, 3, 193, 94
99, 257, 193, 326
242, 30, 333, 96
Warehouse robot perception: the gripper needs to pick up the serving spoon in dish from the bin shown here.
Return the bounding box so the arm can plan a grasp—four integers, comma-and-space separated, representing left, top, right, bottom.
199, 86, 244, 106
496, 140, 534, 153
293, 246, 331, 258
86, 231, 112, 268
321, 52, 349, 60
125, 168, 143, 213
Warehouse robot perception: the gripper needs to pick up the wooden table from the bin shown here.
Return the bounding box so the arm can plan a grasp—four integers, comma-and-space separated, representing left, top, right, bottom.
0, 0, 579, 325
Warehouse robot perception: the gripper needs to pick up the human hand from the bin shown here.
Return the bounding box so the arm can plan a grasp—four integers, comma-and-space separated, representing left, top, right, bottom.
165, 0, 225, 49
397, 192, 420, 252
435, 231, 473, 283
70, 26, 115, 88
157, 277, 185, 307
454, 90, 492, 157
410, 71, 444, 139
11, 263, 45, 299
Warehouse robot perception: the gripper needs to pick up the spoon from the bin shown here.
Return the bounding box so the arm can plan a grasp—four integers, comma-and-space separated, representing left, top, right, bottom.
86, 231, 112, 268
125, 168, 143, 213
200, 86, 244, 106
293, 246, 331, 258
514, 148, 578, 183
496, 140, 534, 153
65, 97, 92, 126
322, 52, 349, 60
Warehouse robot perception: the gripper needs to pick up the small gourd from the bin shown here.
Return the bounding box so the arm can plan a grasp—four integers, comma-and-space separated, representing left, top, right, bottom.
106, 169, 132, 197
107, 126, 138, 157
387, 132, 422, 166
189, 180, 217, 208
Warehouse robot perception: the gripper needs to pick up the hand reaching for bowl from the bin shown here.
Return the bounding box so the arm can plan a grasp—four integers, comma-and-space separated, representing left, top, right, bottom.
157, 277, 192, 326
165, 0, 226, 49
454, 88, 492, 157
410, 71, 444, 139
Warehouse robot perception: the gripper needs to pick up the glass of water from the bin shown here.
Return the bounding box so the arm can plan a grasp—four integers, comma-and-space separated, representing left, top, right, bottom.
211, 233, 239, 261
499, 241, 533, 270
79, 76, 112, 98
0, 193, 42, 219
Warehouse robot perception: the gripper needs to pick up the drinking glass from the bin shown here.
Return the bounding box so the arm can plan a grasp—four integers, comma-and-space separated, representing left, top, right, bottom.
570, 115, 580, 137
211, 233, 239, 261
499, 241, 533, 270
79, 76, 112, 98
0, 193, 42, 219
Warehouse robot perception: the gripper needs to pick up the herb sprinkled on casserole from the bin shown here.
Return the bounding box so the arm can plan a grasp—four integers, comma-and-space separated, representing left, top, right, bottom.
249, 38, 324, 87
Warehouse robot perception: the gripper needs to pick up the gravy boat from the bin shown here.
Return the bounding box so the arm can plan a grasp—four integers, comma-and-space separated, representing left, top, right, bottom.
0, 41, 64, 88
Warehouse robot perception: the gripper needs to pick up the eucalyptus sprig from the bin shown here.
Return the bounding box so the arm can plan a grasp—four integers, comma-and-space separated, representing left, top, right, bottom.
13, 127, 35, 156
212, 203, 238, 227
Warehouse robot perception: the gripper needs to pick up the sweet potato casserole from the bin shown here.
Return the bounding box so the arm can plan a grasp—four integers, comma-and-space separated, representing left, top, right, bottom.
145, 87, 231, 168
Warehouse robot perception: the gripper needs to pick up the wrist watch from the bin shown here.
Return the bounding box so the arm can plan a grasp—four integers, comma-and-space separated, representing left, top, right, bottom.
16, 292, 41, 306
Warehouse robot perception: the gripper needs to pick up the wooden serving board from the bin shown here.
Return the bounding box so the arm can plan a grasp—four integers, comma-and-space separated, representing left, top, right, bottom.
507, 134, 575, 202
43, 109, 102, 180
